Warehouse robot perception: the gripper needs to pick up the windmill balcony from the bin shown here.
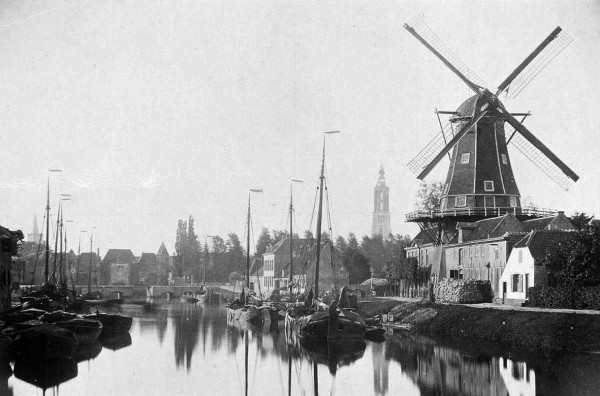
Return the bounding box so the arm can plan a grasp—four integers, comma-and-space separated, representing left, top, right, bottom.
406, 206, 557, 222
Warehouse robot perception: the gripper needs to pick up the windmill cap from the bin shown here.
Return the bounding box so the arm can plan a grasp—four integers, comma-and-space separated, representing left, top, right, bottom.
450, 95, 504, 122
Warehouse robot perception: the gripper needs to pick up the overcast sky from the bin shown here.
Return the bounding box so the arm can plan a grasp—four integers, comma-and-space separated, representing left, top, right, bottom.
1, 0, 599, 256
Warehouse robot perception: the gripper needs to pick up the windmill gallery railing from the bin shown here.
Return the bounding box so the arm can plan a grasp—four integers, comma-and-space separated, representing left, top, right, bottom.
405, 206, 557, 222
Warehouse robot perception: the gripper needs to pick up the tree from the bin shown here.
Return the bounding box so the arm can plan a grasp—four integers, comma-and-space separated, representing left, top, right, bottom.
361, 235, 386, 277
255, 228, 273, 257
570, 212, 594, 231
174, 219, 188, 277
341, 248, 371, 284
304, 230, 314, 240
335, 236, 348, 254
544, 227, 600, 287
187, 216, 202, 281
415, 181, 444, 211
347, 233, 359, 250
225, 233, 245, 275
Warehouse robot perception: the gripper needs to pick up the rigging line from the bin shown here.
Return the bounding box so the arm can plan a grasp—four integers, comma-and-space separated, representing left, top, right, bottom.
308, 185, 319, 237
324, 179, 334, 239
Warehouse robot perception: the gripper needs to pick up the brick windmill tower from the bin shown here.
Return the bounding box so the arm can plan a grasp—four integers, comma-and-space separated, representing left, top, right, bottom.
403, 16, 579, 244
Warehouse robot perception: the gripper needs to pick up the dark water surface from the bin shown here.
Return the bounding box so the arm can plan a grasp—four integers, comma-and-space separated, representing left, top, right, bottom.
4, 302, 600, 395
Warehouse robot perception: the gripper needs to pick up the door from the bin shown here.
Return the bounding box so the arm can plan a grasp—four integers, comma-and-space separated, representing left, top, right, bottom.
525, 274, 529, 298
502, 282, 507, 304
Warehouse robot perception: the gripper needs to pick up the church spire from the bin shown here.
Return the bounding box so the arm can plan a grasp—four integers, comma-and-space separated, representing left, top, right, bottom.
371, 166, 392, 239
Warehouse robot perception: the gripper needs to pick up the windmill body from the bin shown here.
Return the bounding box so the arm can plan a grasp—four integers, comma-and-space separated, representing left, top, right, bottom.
441, 95, 521, 213
403, 16, 578, 245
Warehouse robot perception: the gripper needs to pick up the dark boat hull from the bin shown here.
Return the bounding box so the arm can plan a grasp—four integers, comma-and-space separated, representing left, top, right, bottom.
83, 313, 132, 334
11, 323, 79, 360
227, 306, 264, 325
14, 357, 78, 389
54, 319, 103, 344
285, 308, 366, 341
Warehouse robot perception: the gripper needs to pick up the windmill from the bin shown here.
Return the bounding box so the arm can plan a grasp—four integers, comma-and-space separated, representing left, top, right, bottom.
403, 16, 579, 244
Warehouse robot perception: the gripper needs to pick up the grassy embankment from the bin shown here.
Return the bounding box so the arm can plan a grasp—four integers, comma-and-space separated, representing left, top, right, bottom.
357, 298, 600, 356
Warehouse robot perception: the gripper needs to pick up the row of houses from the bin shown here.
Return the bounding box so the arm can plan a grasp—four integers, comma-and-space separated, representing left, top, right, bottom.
249, 237, 349, 297
405, 211, 579, 304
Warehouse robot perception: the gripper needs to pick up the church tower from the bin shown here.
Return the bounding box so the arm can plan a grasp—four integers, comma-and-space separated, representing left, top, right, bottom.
371, 166, 392, 239
28, 215, 42, 243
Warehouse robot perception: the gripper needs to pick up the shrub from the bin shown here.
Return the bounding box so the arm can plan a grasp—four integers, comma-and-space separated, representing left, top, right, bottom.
529, 286, 600, 310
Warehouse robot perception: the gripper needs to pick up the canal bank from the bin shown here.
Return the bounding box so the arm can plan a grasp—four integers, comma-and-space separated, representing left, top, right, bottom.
357, 298, 600, 356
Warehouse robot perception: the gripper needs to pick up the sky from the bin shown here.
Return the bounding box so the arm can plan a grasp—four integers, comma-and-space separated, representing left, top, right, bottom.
1, 0, 599, 256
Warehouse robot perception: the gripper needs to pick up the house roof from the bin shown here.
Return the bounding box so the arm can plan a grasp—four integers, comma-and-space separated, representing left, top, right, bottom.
250, 257, 263, 276
78, 252, 100, 264
138, 252, 157, 265
157, 242, 169, 256
281, 241, 344, 276
459, 214, 520, 242
513, 230, 574, 261
101, 249, 136, 265
521, 212, 574, 232
264, 238, 310, 255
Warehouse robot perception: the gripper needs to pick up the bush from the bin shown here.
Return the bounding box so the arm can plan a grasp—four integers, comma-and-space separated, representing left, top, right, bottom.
434, 278, 494, 304
528, 286, 600, 310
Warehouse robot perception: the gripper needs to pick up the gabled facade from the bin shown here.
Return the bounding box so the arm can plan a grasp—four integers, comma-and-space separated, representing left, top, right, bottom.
500, 230, 574, 304
100, 249, 137, 285
282, 241, 349, 296
138, 252, 158, 285
261, 238, 309, 293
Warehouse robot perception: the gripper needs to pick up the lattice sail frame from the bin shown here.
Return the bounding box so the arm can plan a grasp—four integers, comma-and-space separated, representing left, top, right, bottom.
406, 15, 489, 89
407, 121, 455, 175
502, 30, 573, 99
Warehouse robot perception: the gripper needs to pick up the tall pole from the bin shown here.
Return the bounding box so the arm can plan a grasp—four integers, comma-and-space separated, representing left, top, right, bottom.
59, 203, 64, 287
88, 230, 93, 295
314, 140, 326, 298
44, 177, 50, 284
246, 189, 263, 290
44, 169, 62, 286
314, 131, 339, 298
288, 179, 302, 300
246, 192, 251, 289
52, 202, 61, 283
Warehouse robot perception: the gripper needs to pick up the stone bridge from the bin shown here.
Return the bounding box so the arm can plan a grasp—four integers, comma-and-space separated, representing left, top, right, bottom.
76, 285, 216, 299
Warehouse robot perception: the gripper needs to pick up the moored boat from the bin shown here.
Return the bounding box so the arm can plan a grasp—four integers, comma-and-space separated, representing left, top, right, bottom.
53, 318, 103, 344
83, 312, 132, 334
5, 321, 79, 360
285, 132, 366, 341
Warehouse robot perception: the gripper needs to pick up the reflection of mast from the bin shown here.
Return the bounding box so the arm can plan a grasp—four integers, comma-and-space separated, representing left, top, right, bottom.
288, 348, 292, 396
313, 360, 319, 396
372, 342, 389, 395
244, 329, 249, 396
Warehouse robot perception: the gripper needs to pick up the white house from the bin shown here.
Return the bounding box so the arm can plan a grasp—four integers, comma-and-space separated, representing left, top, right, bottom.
500, 230, 573, 305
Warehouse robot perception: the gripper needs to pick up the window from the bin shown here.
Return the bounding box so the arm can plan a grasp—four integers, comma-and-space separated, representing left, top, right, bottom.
455, 196, 467, 207
518, 250, 523, 263
512, 274, 523, 292
484, 181, 494, 191
490, 244, 499, 261
510, 197, 517, 207
501, 153, 508, 165
461, 153, 470, 164
440, 197, 447, 210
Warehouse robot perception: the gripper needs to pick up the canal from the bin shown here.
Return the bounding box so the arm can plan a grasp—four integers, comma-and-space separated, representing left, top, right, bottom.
4, 302, 600, 395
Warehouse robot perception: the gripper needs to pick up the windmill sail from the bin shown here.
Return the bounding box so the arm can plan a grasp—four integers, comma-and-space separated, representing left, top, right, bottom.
407, 121, 455, 175
404, 15, 488, 90
499, 28, 573, 99
507, 129, 574, 190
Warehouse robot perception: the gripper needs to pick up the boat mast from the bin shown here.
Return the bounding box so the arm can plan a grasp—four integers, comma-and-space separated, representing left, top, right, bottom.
314, 140, 325, 298
59, 203, 64, 287
246, 189, 262, 291
288, 186, 293, 299
246, 192, 251, 289
52, 202, 61, 283
288, 179, 302, 300
44, 177, 50, 284
314, 131, 339, 298
88, 230, 93, 295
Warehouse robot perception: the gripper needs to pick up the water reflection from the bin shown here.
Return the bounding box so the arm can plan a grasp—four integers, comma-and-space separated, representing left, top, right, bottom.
6, 302, 600, 395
